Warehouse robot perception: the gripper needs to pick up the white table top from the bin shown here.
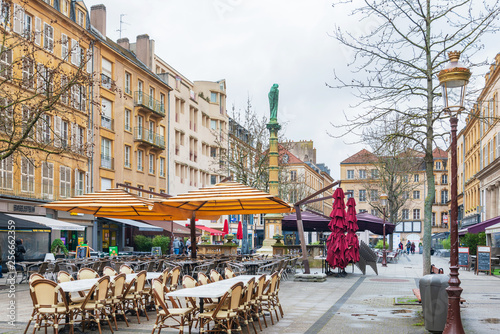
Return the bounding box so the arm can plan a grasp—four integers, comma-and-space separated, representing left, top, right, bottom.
59, 272, 162, 293
166, 275, 267, 299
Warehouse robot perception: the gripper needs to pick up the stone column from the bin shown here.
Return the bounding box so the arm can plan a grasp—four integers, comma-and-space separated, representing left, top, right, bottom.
491, 186, 497, 219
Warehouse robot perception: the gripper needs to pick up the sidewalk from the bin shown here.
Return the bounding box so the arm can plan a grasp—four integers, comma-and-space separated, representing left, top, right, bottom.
1, 253, 499, 333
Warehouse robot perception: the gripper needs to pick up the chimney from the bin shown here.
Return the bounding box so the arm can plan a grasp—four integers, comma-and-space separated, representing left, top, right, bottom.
136, 34, 152, 69
117, 37, 130, 50
90, 5, 106, 36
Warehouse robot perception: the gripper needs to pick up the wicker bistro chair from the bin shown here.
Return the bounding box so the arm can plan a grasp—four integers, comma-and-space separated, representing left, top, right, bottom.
198, 282, 245, 334
250, 274, 268, 330
259, 272, 280, 325
237, 277, 257, 334
23, 274, 47, 334
78, 276, 115, 334
151, 278, 195, 334
78, 268, 99, 280
106, 273, 130, 330
123, 270, 149, 323
209, 269, 222, 283
119, 264, 135, 274
197, 272, 211, 286
56, 271, 86, 304
224, 267, 236, 279
169, 266, 182, 291
103, 266, 118, 277
191, 262, 212, 279
28, 279, 79, 334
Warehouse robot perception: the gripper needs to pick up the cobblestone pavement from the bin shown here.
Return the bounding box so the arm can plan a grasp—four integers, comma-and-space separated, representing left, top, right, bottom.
1, 253, 499, 333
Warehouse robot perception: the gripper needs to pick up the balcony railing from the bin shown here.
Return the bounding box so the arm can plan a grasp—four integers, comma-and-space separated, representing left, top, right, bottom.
134, 91, 166, 117
101, 74, 113, 90
133, 127, 165, 149
101, 115, 114, 130
100, 154, 114, 169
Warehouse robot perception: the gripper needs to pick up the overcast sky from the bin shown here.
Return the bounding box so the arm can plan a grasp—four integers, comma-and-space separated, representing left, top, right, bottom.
83, 0, 498, 179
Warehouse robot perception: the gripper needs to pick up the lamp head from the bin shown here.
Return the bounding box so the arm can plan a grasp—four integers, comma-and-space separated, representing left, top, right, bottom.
438, 51, 471, 114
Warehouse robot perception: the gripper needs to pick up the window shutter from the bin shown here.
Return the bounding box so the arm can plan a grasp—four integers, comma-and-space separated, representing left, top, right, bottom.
480, 148, 483, 169
71, 39, 79, 66
71, 122, 77, 151
74, 168, 78, 194
86, 49, 92, 73
86, 128, 93, 157
34, 17, 41, 45
54, 115, 61, 147
13, 4, 23, 34
61, 34, 68, 60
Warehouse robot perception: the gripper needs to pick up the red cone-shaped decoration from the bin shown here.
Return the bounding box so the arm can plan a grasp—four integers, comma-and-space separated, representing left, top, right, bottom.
223, 219, 229, 235
236, 221, 243, 240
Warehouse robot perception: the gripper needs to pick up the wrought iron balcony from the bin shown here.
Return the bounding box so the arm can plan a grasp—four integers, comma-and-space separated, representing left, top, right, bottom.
134, 91, 165, 117
134, 127, 165, 150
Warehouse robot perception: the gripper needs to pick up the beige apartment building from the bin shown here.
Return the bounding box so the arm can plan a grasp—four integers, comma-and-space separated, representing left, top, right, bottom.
340, 148, 450, 245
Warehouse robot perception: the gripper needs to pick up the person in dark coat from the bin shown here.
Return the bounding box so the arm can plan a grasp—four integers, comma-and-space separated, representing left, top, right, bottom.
15, 239, 26, 263
406, 240, 411, 255
411, 242, 416, 255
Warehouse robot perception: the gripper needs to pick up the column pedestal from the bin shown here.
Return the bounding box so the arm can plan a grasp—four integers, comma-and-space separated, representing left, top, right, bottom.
257, 213, 283, 254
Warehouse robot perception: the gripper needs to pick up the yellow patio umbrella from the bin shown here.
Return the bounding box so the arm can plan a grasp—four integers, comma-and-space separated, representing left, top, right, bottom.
42, 188, 193, 220
160, 182, 294, 258
160, 182, 294, 218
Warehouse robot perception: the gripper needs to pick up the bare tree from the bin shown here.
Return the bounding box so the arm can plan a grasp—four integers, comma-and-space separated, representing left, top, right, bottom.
0, 1, 94, 164
328, 0, 500, 274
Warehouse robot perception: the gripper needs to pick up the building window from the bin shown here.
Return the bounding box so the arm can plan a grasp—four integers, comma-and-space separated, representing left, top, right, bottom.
159, 157, 165, 177
125, 72, 131, 94
442, 213, 448, 227
347, 170, 354, 179
371, 169, 379, 179
371, 209, 378, 217
137, 115, 143, 139
211, 92, 217, 103
76, 170, 85, 195
402, 209, 409, 220
0, 47, 12, 79
22, 57, 34, 88
101, 58, 112, 89
290, 170, 297, 181
124, 145, 131, 168
0, 156, 13, 190
149, 188, 155, 199
413, 209, 420, 220
61, 120, 69, 148
149, 154, 155, 174
210, 147, 217, 158
436, 161, 441, 170
77, 10, 84, 27
441, 174, 448, 184
402, 175, 409, 182
441, 190, 448, 204
211, 175, 217, 185
61, 33, 68, 60
71, 39, 80, 66
137, 185, 143, 197
346, 190, 353, 199
210, 119, 217, 130
42, 162, 54, 199
402, 191, 409, 200
43, 23, 54, 52
101, 98, 112, 130
359, 170, 366, 179
432, 212, 436, 226
359, 189, 366, 202
125, 109, 131, 131
137, 149, 143, 171
370, 189, 378, 201
414, 174, 419, 182
160, 93, 165, 112
413, 190, 420, 199
101, 138, 112, 169
39, 114, 51, 143
21, 158, 35, 193
59, 166, 71, 198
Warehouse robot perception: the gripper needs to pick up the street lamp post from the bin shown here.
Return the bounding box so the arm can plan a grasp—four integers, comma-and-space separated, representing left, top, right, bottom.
438, 51, 471, 334
380, 193, 388, 267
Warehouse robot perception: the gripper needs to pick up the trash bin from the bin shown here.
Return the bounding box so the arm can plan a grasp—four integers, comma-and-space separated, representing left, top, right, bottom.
419, 274, 449, 333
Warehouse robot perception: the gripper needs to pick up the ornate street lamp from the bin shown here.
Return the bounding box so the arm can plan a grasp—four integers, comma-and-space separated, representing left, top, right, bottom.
380, 193, 388, 267
438, 51, 471, 334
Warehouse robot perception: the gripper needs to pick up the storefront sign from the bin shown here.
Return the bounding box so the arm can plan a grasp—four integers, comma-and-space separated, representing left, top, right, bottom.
10, 204, 36, 213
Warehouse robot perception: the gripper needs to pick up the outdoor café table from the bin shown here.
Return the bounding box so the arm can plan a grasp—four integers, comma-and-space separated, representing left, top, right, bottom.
58, 272, 163, 293
241, 261, 266, 275
166, 275, 267, 313
17, 261, 43, 283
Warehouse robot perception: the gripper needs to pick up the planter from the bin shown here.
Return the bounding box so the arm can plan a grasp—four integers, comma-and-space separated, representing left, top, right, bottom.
198, 244, 238, 255
272, 244, 288, 256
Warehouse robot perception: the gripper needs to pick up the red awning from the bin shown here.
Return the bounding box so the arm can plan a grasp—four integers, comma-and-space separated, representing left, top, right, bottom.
186, 224, 224, 236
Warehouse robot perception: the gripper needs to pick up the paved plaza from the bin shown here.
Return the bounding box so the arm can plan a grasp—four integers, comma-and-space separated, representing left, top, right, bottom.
1, 254, 499, 334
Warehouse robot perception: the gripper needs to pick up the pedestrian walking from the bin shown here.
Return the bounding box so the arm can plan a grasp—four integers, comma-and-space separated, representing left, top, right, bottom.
406, 240, 411, 255
411, 242, 416, 255
398, 241, 404, 254
173, 237, 181, 255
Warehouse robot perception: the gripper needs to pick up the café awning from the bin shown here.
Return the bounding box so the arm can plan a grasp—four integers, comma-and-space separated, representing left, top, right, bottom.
98, 217, 163, 232
42, 189, 192, 220
0, 213, 51, 232
190, 225, 225, 236
160, 182, 293, 218
6, 214, 85, 231
459, 215, 500, 235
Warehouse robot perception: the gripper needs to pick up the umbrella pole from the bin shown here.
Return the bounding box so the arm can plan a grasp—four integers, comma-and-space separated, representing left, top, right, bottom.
190, 212, 197, 259
295, 205, 310, 274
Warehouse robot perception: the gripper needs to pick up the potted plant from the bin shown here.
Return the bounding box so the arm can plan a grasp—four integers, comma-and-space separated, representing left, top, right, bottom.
273, 234, 284, 244
201, 234, 211, 244
224, 234, 235, 244
50, 239, 69, 258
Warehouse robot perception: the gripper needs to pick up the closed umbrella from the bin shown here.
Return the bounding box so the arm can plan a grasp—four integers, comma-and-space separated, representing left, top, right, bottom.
223, 219, 229, 235
326, 187, 349, 272
236, 221, 243, 240
345, 197, 360, 263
